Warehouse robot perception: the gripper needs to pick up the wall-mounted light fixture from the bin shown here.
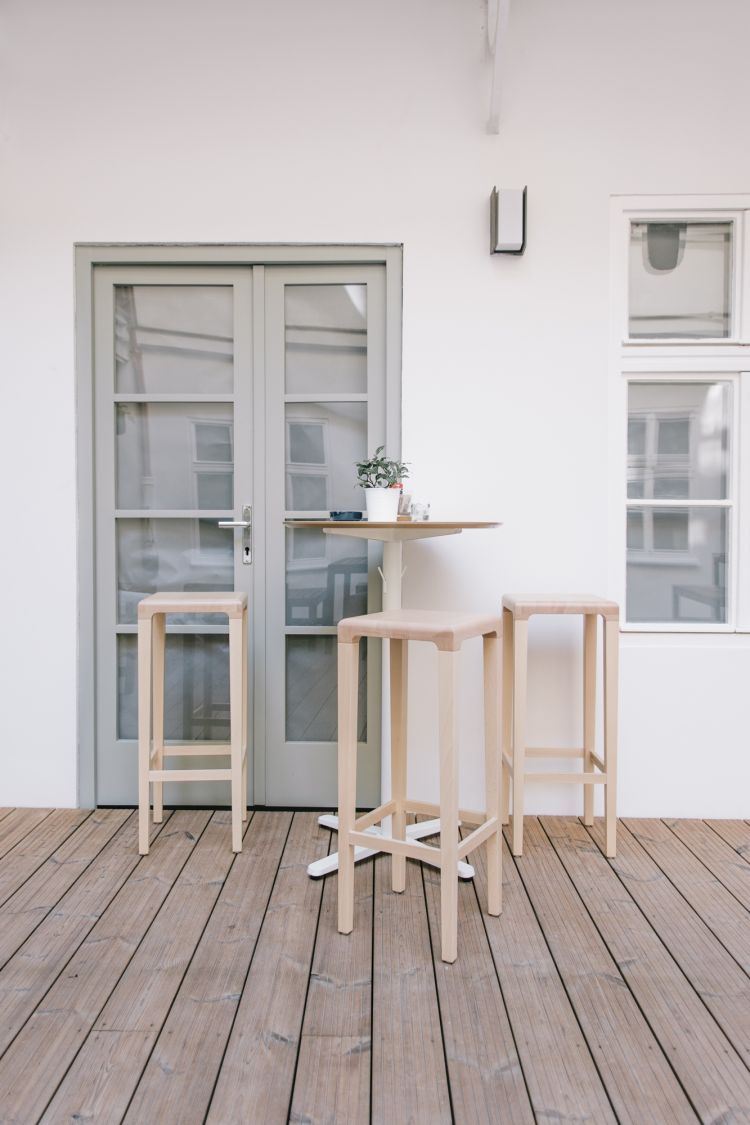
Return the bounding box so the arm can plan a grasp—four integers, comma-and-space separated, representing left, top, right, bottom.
490, 186, 526, 255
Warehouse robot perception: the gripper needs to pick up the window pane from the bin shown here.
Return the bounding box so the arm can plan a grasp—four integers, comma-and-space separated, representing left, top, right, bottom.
286, 529, 368, 625
116, 403, 234, 509
627, 383, 730, 501
284, 402, 367, 511
626, 507, 727, 623
117, 518, 234, 623
285, 635, 367, 742
284, 284, 367, 394
119, 634, 231, 740
115, 285, 234, 393
629, 221, 732, 338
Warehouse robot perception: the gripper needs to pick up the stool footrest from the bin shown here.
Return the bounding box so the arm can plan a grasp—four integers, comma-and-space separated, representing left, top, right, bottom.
525, 747, 585, 758
159, 744, 235, 757
457, 817, 500, 860
524, 770, 607, 785
354, 800, 396, 831
404, 799, 486, 826
148, 768, 234, 782
348, 830, 443, 867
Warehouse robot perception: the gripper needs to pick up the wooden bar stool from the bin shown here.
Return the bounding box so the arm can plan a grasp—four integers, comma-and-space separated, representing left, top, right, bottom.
336, 608, 503, 963
137, 591, 248, 855
502, 594, 619, 858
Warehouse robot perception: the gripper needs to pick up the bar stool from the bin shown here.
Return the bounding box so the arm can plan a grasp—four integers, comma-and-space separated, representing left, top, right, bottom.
137, 591, 248, 855
336, 608, 503, 963
502, 594, 619, 858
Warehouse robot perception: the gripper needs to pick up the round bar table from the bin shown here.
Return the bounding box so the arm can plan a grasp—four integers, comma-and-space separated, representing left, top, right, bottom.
285, 520, 500, 878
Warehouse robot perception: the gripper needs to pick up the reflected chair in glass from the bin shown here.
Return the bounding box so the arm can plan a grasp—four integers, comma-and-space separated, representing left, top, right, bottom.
502, 595, 619, 858
137, 591, 248, 854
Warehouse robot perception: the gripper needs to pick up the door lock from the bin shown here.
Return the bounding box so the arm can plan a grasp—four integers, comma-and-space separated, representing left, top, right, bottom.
218, 505, 253, 565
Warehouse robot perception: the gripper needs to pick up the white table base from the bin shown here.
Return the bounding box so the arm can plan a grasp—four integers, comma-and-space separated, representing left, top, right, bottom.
307, 814, 475, 880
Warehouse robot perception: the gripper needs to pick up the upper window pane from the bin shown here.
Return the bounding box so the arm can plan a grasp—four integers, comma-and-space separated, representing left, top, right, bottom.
284, 284, 367, 393
115, 286, 234, 393
628, 221, 732, 339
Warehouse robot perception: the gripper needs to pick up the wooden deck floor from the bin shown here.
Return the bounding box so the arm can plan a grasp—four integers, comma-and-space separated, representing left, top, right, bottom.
0, 808, 748, 1124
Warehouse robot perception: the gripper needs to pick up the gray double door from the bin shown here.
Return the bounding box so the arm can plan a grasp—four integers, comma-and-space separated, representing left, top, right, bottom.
93, 261, 386, 807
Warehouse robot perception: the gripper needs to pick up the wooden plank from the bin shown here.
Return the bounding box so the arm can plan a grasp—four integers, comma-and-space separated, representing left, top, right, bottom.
125, 811, 292, 1124
290, 840, 372, 1125
0, 810, 207, 1123
543, 816, 750, 1121
0, 808, 53, 860
0, 810, 161, 1059
470, 833, 616, 1122
665, 819, 750, 909
206, 812, 330, 1124
40, 812, 239, 1124
705, 819, 750, 858
0, 808, 131, 970
371, 853, 451, 1125
625, 818, 750, 974
422, 859, 533, 1124
588, 819, 750, 1069
0, 808, 92, 907
511, 819, 694, 1123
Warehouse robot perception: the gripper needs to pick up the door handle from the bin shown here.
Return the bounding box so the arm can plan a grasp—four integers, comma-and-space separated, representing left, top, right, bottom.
218, 505, 253, 565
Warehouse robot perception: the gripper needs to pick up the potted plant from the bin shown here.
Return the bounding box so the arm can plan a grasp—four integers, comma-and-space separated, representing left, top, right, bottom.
355, 446, 410, 521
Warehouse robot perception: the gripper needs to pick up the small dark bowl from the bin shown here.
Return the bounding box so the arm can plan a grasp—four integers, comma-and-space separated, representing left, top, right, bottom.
330, 510, 363, 521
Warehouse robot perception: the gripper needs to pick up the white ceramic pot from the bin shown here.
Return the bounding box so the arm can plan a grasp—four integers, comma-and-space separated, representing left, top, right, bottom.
364, 487, 400, 521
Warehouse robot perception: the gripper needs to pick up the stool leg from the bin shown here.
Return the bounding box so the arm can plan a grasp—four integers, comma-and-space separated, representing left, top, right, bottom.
501, 608, 513, 826
604, 617, 619, 858
583, 614, 597, 827
483, 632, 502, 916
241, 605, 249, 819
137, 615, 153, 856
438, 649, 459, 963
512, 619, 528, 857
152, 614, 166, 824
390, 638, 408, 894
337, 640, 359, 935
229, 615, 244, 852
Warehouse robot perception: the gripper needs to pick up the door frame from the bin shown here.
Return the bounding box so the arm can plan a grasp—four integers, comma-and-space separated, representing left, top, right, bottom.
75, 243, 403, 807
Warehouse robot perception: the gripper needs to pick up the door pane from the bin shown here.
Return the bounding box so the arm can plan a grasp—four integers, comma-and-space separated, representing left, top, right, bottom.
118, 633, 230, 740
285, 635, 367, 742
629, 221, 732, 338
626, 507, 727, 623
286, 530, 368, 625
285, 402, 366, 511
115, 285, 234, 393
117, 519, 233, 623
284, 284, 367, 393
116, 403, 234, 509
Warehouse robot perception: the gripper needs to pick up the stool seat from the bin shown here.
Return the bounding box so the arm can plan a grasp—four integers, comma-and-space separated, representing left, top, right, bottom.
138, 591, 247, 619
138, 591, 248, 855
338, 608, 503, 650
337, 608, 503, 963
502, 594, 619, 620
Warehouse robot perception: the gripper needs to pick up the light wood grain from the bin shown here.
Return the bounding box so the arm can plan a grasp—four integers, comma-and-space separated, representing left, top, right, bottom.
0, 808, 53, 859
371, 853, 451, 1125
206, 813, 330, 1124
41, 813, 238, 1124
291, 837, 372, 1125
125, 812, 291, 1124
0, 810, 206, 1124
543, 815, 750, 1121
470, 832, 616, 1122
625, 817, 750, 974
705, 819, 750, 858
0, 808, 91, 907
422, 859, 533, 1124
664, 817, 750, 909
511, 818, 693, 1123
589, 818, 750, 1067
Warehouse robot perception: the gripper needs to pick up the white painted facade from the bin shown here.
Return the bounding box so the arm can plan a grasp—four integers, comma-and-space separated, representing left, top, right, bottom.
2, 0, 749, 814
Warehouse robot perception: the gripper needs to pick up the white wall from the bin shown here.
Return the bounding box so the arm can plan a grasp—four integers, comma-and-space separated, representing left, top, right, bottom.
2, 0, 749, 813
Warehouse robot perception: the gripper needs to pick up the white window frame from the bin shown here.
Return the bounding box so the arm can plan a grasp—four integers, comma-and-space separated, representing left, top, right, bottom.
610, 194, 750, 633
